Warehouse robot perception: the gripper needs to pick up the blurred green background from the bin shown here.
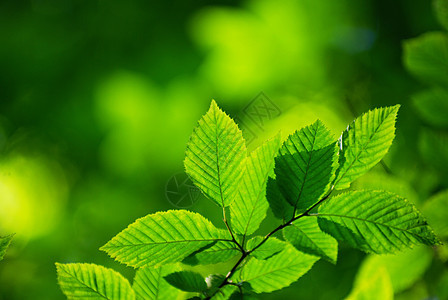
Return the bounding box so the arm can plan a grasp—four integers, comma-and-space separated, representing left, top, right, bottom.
1, 0, 447, 299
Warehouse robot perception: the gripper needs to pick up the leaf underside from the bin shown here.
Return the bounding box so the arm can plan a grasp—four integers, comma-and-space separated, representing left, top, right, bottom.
101, 210, 229, 268
318, 190, 441, 254
184, 100, 247, 207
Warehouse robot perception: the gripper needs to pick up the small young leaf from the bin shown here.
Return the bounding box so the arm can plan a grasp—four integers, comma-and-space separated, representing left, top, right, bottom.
101, 210, 230, 268
266, 177, 293, 221
164, 271, 207, 293
133, 265, 182, 300
184, 100, 247, 207
318, 190, 441, 254
56, 263, 135, 300
182, 241, 240, 266
246, 236, 286, 260
275, 120, 338, 213
283, 217, 338, 264
334, 106, 399, 190
236, 244, 319, 293
345, 256, 393, 300
413, 88, 448, 128
0, 234, 14, 261
403, 32, 448, 86
230, 134, 281, 236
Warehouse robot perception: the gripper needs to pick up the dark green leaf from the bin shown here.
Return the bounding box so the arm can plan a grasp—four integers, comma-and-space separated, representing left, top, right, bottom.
164, 271, 207, 293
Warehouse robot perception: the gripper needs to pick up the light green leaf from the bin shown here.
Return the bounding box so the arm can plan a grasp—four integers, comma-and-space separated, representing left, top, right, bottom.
345, 256, 393, 300
246, 236, 286, 260
334, 106, 399, 190
370, 246, 433, 293
133, 265, 182, 300
275, 120, 338, 213
0, 234, 13, 261
230, 134, 281, 236
423, 189, 448, 238
184, 100, 246, 207
403, 32, 448, 86
56, 263, 135, 300
318, 190, 441, 254
435, 0, 448, 33
413, 88, 448, 127
266, 177, 293, 221
100, 210, 230, 268
283, 217, 338, 264
236, 244, 319, 293
164, 271, 207, 293
183, 241, 239, 266
210, 285, 237, 300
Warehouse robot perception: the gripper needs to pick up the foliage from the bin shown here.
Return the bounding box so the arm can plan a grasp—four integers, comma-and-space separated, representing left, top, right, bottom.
56, 101, 440, 299
0, 234, 13, 262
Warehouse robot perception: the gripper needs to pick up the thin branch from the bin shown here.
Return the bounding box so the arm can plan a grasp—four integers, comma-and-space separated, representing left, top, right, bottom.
207, 189, 334, 299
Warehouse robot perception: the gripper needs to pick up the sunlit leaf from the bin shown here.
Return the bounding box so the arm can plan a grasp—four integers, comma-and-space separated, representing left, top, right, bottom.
56, 263, 135, 300
283, 217, 338, 263
100, 210, 230, 268
334, 106, 399, 190
345, 256, 393, 300
246, 236, 286, 260
236, 244, 318, 293
275, 120, 338, 213
230, 134, 281, 236
133, 265, 182, 300
184, 100, 246, 207
318, 190, 441, 254
183, 241, 239, 266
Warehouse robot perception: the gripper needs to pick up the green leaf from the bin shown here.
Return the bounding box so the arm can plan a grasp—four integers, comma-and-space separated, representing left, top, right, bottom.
229, 134, 281, 236
210, 285, 237, 300
369, 246, 433, 293
164, 271, 207, 293
183, 241, 239, 266
56, 263, 135, 300
403, 32, 448, 86
419, 129, 448, 177
434, 0, 448, 32
275, 120, 338, 213
423, 189, 448, 238
246, 236, 286, 260
317, 190, 441, 254
205, 274, 225, 297
101, 210, 230, 268
133, 265, 182, 300
236, 244, 319, 293
184, 100, 247, 207
413, 88, 448, 128
266, 177, 293, 221
0, 234, 13, 261
334, 106, 399, 190
345, 256, 393, 300
283, 217, 338, 264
